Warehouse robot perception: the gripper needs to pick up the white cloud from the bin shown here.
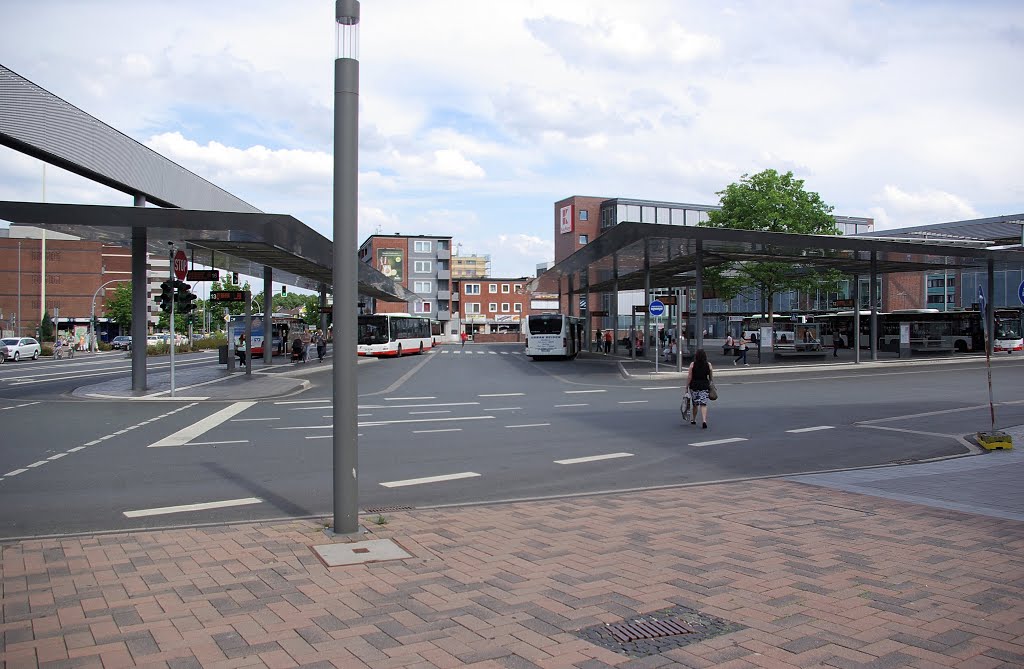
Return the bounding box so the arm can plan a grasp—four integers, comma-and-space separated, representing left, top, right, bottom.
870, 186, 981, 230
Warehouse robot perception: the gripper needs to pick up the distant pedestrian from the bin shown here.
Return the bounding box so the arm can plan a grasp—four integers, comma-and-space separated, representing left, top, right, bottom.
687, 348, 714, 429
733, 335, 749, 366
604, 329, 612, 354
315, 331, 326, 362
594, 329, 602, 352
460, 331, 468, 348
236, 333, 247, 365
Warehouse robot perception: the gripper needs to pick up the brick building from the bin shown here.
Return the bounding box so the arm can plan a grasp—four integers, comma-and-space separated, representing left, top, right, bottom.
453, 277, 531, 339
357, 234, 453, 334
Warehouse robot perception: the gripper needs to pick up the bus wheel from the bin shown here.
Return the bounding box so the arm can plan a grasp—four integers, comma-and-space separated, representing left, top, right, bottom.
396, 344, 402, 357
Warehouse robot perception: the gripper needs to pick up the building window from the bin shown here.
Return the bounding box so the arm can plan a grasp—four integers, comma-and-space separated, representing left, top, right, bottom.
414, 300, 432, 313
413, 280, 432, 293
489, 302, 498, 313
465, 303, 481, 314
514, 283, 523, 293
489, 283, 498, 292
579, 234, 589, 245
413, 240, 432, 253
414, 260, 432, 273
514, 303, 522, 313
465, 283, 481, 295
579, 210, 588, 221
501, 303, 510, 313
501, 284, 510, 293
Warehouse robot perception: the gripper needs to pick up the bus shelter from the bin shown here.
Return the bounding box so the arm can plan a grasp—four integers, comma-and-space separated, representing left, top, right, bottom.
527, 222, 1024, 369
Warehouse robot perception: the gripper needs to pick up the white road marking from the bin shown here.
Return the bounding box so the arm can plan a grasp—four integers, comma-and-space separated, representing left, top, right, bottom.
359, 416, 495, 427
46, 453, 67, 461
305, 435, 333, 439
786, 426, 835, 433
292, 405, 333, 410
148, 401, 256, 448
67, 446, 85, 453
565, 390, 606, 394
479, 393, 524, 397
84, 440, 101, 446
618, 400, 648, 404
555, 452, 633, 465
409, 410, 451, 415
4, 469, 28, 477
358, 413, 372, 417
486, 407, 521, 411
413, 428, 463, 434
691, 437, 748, 447
230, 417, 279, 422
642, 387, 681, 391
0, 401, 40, 411
488, 351, 497, 355
186, 440, 250, 446
123, 497, 262, 518
380, 472, 480, 488
505, 423, 551, 428
359, 402, 480, 409
386, 396, 436, 400
275, 399, 330, 405
555, 403, 588, 408
27, 461, 47, 468
276, 425, 331, 430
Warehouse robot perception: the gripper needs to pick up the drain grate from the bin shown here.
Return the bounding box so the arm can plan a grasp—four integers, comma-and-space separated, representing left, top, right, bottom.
362, 505, 414, 513
577, 605, 745, 658
606, 618, 693, 642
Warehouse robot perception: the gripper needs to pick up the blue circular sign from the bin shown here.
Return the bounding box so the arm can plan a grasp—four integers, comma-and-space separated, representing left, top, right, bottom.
649, 300, 665, 317
1018, 280, 1024, 306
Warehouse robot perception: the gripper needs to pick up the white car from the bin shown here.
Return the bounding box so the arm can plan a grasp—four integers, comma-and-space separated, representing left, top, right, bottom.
146, 335, 163, 347
0, 337, 42, 361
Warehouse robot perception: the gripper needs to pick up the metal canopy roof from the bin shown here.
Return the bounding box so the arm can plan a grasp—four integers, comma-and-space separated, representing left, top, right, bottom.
0, 201, 416, 302
530, 222, 1024, 294
856, 213, 1024, 245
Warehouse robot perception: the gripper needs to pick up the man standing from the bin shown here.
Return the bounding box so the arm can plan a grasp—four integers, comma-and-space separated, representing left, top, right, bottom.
460, 330, 468, 348
604, 329, 612, 354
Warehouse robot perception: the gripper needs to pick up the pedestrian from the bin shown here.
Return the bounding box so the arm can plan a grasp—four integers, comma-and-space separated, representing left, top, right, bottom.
604, 329, 612, 354
316, 331, 326, 362
594, 329, 602, 352
460, 331, 468, 348
686, 348, 714, 429
833, 331, 843, 358
733, 334, 749, 366
236, 333, 247, 365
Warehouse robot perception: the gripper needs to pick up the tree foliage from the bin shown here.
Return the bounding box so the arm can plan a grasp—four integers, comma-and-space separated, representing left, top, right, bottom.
702, 169, 841, 328
39, 311, 53, 339
104, 282, 134, 329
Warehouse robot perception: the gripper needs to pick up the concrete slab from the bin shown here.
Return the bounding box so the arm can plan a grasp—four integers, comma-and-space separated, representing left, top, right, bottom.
312, 538, 412, 567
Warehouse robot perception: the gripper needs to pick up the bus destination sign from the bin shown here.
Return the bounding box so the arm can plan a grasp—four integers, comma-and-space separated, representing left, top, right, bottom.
211, 290, 249, 302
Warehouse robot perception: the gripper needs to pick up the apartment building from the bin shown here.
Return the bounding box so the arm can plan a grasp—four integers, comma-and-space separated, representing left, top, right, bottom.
357, 234, 453, 333
451, 252, 491, 278
453, 277, 531, 337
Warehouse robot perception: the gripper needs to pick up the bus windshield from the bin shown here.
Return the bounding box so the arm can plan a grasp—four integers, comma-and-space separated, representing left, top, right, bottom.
528, 315, 564, 335
358, 316, 389, 345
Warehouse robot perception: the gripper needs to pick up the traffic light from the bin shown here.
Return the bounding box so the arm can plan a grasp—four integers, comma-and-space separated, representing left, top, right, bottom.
157, 280, 173, 313
281, 285, 287, 295
173, 281, 197, 314
232, 272, 239, 285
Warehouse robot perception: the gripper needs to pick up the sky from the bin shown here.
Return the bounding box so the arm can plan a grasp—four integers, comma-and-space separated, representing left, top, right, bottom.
1, 0, 1023, 280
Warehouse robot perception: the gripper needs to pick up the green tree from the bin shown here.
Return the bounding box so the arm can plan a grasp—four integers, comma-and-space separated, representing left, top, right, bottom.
702, 169, 840, 330
104, 282, 134, 329
39, 311, 53, 339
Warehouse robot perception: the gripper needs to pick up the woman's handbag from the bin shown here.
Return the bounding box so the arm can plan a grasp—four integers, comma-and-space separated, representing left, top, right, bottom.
680, 389, 692, 421
708, 379, 719, 401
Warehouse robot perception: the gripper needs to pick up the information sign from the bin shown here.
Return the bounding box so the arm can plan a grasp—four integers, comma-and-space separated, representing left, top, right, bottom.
648, 300, 665, 317
211, 290, 249, 302
1018, 280, 1024, 306
187, 269, 219, 281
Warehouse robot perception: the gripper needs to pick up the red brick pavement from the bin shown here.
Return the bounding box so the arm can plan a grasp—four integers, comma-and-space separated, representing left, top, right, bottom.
2, 479, 1023, 668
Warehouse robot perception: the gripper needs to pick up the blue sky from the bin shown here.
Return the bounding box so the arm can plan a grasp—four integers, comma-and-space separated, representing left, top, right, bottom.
1, 0, 1022, 280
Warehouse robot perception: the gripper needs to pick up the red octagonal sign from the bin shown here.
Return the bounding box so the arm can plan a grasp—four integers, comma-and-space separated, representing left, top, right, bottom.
173, 249, 188, 280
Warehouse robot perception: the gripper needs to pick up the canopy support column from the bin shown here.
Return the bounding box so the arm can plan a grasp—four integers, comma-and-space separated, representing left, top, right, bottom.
263, 266, 273, 366
130, 195, 147, 392
695, 240, 704, 351
870, 252, 878, 361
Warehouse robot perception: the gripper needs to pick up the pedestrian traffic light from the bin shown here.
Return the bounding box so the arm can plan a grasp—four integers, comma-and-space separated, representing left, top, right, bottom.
232, 272, 239, 284
281, 285, 287, 295
157, 280, 173, 313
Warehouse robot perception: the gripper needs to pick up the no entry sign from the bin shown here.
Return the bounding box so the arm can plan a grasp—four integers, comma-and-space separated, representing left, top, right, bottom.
173, 249, 188, 280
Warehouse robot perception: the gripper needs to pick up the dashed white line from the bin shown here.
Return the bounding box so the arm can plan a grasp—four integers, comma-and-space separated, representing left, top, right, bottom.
123, 497, 263, 518
186, 440, 250, 446
0, 401, 40, 411
46, 453, 68, 461
67, 446, 85, 453
486, 407, 522, 411
4, 469, 28, 477
359, 402, 480, 409
691, 437, 748, 447
84, 440, 101, 446
555, 452, 634, 465
292, 405, 333, 410
275, 399, 330, 405
642, 387, 681, 391
27, 461, 48, 468
565, 390, 606, 394
230, 417, 279, 422
359, 416, 494, 427
786, 426, 835, 433
380, 472, 480, 488
479, 393, 524, 397
505, 423, 551, 428
555, 403, 589, 408
413, 428, 463, 434
386, 396, 436, 401
618, 400, 648, 405
409, 410, 451, 415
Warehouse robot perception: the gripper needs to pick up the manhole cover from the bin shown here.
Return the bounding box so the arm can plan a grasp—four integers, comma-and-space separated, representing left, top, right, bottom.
577, 605, 744, 657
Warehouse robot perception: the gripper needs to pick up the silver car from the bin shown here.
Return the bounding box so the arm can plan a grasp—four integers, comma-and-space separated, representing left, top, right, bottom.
0, 337, 42, 361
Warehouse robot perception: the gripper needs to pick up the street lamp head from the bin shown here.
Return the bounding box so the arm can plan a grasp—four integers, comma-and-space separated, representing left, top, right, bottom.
336, 0, 360, 60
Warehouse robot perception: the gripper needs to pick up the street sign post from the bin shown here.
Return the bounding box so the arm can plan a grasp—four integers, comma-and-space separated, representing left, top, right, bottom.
1018, 279, 1024, 306
649, 300, 665, 372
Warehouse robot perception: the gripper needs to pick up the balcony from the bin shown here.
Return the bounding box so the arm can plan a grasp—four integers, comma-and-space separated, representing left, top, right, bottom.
436, 250, 451, 260
436, 310, 451, 320
451, 291, 459, 301
436, 269, 450, 280
437, 290, 451, 300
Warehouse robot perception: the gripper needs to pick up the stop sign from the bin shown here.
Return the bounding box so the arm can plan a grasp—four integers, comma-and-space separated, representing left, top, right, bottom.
173, 249, 188, 280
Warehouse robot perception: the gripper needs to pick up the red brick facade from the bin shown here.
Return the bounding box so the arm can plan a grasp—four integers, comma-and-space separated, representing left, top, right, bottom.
454, 277, 530, 334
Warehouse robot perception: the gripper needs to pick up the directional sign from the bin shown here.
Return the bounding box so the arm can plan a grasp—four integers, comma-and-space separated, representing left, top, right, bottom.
211, 290, 249, 302
649, 299, 665, 317
187, 269, 219, 281
1018, 279, 1024, 306
172, 249, 188, 280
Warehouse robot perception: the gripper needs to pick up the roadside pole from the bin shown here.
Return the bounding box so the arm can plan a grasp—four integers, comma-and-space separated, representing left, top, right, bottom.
649, 299, 665, 374
168, 246, 176, 398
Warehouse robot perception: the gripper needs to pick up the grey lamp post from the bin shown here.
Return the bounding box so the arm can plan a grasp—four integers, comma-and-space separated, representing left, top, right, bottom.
332, 0, 360, 535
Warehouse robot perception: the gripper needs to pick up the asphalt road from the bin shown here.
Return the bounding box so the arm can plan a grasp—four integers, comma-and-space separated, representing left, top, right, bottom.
1, 344, 1022, 539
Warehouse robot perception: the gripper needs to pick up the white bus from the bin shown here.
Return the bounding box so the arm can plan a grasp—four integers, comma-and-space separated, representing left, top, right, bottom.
524, 314, 584, 359
357, 313, 434, 357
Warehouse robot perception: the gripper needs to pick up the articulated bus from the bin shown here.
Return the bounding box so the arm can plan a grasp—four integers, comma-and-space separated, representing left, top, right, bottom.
812, 308, 1024, 353
738, 314, 806, 342
524, 313, 584, 359
357, 313, 434, 357
228, 313, 309, 355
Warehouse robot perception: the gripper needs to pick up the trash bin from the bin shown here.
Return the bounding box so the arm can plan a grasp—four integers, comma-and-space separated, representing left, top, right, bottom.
218, 344, 228, 364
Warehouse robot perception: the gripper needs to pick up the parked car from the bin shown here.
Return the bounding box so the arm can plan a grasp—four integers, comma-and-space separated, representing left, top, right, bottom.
0, 337, 42, 361
111, 335, 132, 349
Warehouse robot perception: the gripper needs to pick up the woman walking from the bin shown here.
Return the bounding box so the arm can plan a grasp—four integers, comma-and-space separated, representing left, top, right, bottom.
686, 348, 714, 429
